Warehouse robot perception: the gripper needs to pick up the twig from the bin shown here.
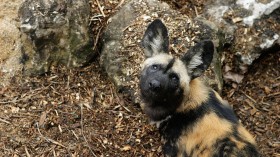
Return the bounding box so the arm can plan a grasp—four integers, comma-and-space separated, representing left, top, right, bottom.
80, 104, 97, 157
91, 87, 96, 105
0, 86, 49, 104
67, 74, 70, 89
24, 146, 31, 157
90, 14, 103, 20
241, 91, 257, 103
93, 26, 103, 51
112, 87, 131, 113
89, 14, 103, 25
272, 82, 280, 87
267, 92, 280, 97
71, 130, 79, 140
0, 118, 11, 124
194, 6, 199, 17
0, 98, 18, 104
95, 0, 105, 17
36, 122, 66, 148
261, 101, 271, 106
11, 112, 39, 117
122, 21, 140, 32
115, 0, 125, 9
53, 149, 57, 157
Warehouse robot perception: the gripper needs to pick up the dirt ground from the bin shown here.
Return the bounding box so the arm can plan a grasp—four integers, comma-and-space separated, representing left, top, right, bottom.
0, 0, 279, 156
223, 50, 280, 157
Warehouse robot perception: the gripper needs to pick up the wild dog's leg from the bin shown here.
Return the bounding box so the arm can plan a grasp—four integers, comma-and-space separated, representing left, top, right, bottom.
213, 136, 260, 157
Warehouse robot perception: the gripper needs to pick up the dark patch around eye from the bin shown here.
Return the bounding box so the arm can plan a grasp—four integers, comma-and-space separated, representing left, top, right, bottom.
170, 73, 179, 81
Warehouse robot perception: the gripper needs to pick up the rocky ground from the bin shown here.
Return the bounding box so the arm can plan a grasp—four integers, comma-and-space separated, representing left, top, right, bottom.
0, 0, 279, 156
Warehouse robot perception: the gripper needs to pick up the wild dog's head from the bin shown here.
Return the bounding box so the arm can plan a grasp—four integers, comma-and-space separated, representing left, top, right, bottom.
140, 19, 214, 121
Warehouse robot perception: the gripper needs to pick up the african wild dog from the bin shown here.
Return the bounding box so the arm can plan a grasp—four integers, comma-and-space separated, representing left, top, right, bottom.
139, 19, 260, 157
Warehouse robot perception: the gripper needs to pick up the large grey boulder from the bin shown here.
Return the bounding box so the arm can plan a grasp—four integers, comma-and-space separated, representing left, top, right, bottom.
18, 0, 94, 75
205, 0, 280, 83
100, 0, 225, 103
0, 0, 23, 86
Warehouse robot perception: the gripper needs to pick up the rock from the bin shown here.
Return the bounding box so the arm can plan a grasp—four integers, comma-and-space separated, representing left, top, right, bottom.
236, 0, 280, 26
100, 1, 137, 92
100, 0, 225, 103
0, 0, 23, 86
205, 0, 280, 83
18, 0, 93, 75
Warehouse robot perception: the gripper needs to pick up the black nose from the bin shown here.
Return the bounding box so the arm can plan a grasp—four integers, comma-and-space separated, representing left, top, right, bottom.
149, 80, 161, 91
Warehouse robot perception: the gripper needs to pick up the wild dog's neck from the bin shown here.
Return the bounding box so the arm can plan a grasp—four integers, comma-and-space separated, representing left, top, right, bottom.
176, 79, 210, 113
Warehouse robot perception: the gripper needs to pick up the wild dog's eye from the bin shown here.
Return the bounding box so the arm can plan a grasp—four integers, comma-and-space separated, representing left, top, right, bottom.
169, 73, 179, 81
151, 64, 159, 70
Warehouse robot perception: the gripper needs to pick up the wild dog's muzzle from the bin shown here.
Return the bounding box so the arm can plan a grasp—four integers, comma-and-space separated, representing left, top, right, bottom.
149, 79, 161, 91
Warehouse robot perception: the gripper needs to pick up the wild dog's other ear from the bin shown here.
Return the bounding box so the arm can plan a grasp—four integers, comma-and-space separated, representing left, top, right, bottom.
141, 19, 169, 58
181, 40, 214, 79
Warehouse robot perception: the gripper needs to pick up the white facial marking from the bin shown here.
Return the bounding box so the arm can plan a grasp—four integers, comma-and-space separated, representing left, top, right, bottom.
143, 53, 172, 68
172, 60, 191, 90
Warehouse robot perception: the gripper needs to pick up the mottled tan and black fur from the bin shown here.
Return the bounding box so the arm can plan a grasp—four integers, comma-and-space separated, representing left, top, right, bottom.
140, 19, 260, 157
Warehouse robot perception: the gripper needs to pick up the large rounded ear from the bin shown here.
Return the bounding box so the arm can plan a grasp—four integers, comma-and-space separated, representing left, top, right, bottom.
141, 19, 169, 58
181, 40, 214, 79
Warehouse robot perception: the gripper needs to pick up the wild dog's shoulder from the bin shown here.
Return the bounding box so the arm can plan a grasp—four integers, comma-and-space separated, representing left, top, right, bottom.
207, 90, 238, 123
176, 78, 238, 123
177, 79, 238, 123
